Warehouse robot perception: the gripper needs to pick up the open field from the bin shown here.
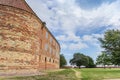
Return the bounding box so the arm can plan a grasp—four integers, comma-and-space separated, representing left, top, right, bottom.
79, 68, 120, 80
1, 68, 120, 80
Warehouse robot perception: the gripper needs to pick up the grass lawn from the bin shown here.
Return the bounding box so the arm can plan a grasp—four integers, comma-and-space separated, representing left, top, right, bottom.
78, 68, 120, 80
1, 69, 76, 80
1, 68, 120, 80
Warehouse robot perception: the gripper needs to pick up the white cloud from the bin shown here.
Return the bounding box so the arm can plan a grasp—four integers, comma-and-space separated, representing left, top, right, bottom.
56, 33, 88, 50
56, 33, 103, 50
57, 0, 66, 4
69, 42, 88, 50
83, 35, 93, 41
26, 0, 120, 62
27, 0, 120, 50
56, 33, 81, 42
26, 0, 120, 36
26, 0, 120, 32
82, 33, 104, 48
61, 43, 67, 49
83, 34, 103, 42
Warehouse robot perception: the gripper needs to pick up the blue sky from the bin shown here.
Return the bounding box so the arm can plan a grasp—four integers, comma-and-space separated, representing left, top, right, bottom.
26, 0, 120, 64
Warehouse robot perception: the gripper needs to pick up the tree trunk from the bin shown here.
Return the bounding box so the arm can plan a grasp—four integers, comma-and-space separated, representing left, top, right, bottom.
104, 65, 105, 69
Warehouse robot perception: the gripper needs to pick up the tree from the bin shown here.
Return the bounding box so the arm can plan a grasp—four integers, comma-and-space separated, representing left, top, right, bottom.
60, 54, 67, 68
96, 52, 112, 68
86, 56, 96, 68
99, 29, 120, 65
70, 53, 95, 68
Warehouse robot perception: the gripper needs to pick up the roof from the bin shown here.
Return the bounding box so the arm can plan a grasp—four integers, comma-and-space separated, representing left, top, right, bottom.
0, 0, 35, 14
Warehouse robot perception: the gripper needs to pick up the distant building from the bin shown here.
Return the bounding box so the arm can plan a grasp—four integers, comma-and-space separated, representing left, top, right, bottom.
0, 0, 60, 71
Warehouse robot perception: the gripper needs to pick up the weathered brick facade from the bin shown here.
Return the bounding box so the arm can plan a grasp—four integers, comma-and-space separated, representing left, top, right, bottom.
0, 0, 60, 71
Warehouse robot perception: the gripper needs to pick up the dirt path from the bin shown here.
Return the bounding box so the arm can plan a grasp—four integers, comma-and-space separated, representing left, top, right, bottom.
72, 69, 81, 80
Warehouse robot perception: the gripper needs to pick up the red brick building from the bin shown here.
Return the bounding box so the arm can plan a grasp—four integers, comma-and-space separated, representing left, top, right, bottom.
0, 0, 60, 71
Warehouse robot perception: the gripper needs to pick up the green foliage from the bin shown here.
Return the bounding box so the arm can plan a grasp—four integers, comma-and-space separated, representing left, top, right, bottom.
70, 53, 95, 68
70, 53, 88, 67
99, 29, 120, 65
60, 54, 67, 67
96, 52, 112, 66
86, 56, 96, 68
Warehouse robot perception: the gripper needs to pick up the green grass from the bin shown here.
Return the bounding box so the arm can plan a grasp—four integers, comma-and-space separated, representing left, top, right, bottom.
1, 69, 76, 80
1, 68, 120, 80
78, 68, 120, 80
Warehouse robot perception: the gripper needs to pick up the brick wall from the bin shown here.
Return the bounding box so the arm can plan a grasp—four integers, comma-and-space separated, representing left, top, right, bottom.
0, 0, 35, 14
0, 4, 60, 71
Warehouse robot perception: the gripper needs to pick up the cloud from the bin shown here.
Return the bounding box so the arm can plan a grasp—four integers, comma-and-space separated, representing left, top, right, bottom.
27, 0, 120, 50
56, 33, 81, 42
61, 43, 67, 49
82, 34, 103, 43
26, 0, 120, 62
56, 33, 88, 50
82, 34, 103, 50
69, 42, 88, 50
56, 33, 103, 50
26, 0, 120, 36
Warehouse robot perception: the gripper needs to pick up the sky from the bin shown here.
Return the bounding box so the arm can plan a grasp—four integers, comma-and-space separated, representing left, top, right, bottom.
26, 0, 120, 64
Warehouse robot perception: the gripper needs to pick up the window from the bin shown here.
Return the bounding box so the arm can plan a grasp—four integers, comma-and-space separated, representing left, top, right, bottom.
45, 57, 47, 62
45, 44, 48, 51
52, 49, 54, 54
39, 55, 41, 62
40, 40, 42, 49
50, 37, 52, 43
49, 58, 51, 62
50, 47, 52, 53
51, 48, 52, 54
56, 53, 57, 57
53, 40, 55, 46
46, 32, 48, 39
